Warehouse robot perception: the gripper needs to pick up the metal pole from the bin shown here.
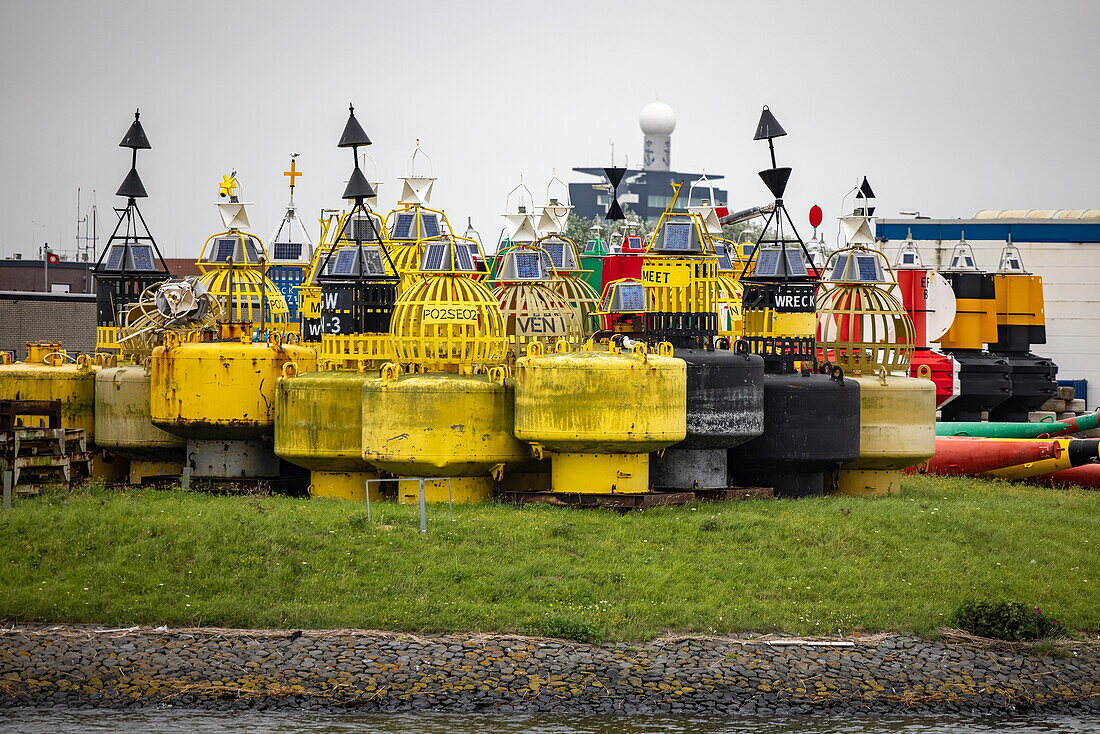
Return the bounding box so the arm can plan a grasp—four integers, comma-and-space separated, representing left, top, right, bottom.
418, 478, 427, 535
446, 478, 454, 523
364, 477, 372, 523
3, 470, 12, 511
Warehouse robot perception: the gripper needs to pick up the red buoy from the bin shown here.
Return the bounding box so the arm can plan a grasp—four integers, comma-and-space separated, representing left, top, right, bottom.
906, 436, 1063, 476
1024, 463, 1100, 489
808, 204, 823, 228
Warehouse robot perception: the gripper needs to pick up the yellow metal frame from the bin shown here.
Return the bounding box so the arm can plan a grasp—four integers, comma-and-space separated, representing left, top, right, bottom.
641, 182, 721, 315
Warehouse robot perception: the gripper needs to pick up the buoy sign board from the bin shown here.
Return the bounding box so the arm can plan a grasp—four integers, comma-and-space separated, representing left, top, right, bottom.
642, 262, 691, 288
743, 283, 816, 313
515, 314, 570, 337
422, 307, 480, 325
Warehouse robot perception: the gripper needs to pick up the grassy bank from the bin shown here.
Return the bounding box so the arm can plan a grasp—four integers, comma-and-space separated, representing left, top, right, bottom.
1, 476, 1096, 640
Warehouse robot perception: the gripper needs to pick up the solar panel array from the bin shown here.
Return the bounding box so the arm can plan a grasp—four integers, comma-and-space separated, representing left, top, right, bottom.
663, 223, 693, 250
130, 246, 155, 271
618, 284, 645, 311
423, 243, 447, 271
243, 240, 260, 263
213, 238, 237, 262
273, 243, 303, 261
420, 215, 440, 238
513, 252, 542, 279
104, 246, 126, 270
392, 213, 415, 239
624, 235, 644, 251
584, 239, 600, 254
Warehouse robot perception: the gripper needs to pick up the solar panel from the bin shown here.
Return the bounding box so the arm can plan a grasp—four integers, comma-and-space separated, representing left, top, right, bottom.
741, 243, 756, 258
455, 245, 474, 271
541, 242, 567, 268
420, 215, 440, 238
754, 249, 781, 276
423, 243, 447, 271
663, 223, 693, 250
104, 245, 125, 270
331, 247, 357, 275
362, 247, 385, 275
243, 240, 260, 263
714, 243, 734, 270
130, 245, 155, 271
213, 238, 237, 262
392, 213, 414, 239
856, 255, 880, 281
830, 254, 850, 281
784, 249, 807, 276
273, 242, 302, 261
625, 235, 644, 251
584, 239, 600, 254
900, 252, 918, 265
513, 252, 542, 279
618, 284, 645, 311
351, 216, 378, 241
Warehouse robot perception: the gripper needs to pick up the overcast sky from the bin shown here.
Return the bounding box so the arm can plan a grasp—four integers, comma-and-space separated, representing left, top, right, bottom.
0, 0, 1096, 260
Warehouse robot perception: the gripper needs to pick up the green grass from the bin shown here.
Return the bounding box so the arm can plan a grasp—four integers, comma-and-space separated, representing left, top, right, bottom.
0, 475, 1097, 641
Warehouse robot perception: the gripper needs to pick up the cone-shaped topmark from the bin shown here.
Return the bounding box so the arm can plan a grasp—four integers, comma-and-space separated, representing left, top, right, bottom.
753, 106, 786, 141
603, 166, 626, 189
605, 198, 625, 221
119, 110, 151, 150
343, 167, 375, 200
758, 167, 792, 199
338, 103, 371, 148
858, 176, 875, 199
116, 167, 148, 198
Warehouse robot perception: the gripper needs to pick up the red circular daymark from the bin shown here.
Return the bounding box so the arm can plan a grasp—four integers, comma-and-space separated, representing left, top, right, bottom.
809, 205, 823, 228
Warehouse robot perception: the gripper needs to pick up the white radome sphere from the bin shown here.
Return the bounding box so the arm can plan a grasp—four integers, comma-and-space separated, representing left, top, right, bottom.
639, 100, 676, 135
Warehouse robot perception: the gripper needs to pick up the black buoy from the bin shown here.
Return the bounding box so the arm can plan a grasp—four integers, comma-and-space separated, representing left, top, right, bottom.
725, 106, 860, 498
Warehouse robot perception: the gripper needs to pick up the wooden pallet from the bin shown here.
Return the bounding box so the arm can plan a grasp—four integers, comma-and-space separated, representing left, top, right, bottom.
691, 486, 774, 501
501, 490, 697, 510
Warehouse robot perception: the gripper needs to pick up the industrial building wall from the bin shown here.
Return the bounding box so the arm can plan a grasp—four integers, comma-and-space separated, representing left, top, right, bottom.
0, 292, 97, 357
884, 240, 1100, 410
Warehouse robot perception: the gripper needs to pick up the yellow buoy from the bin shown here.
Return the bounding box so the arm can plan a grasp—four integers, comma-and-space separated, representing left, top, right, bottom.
151, 333, 316, 480
275, 369, 383, 501
361, 236, 526, 502
513, 342, 686, 493
95, 362, 186, 484
817, 238, 936, 496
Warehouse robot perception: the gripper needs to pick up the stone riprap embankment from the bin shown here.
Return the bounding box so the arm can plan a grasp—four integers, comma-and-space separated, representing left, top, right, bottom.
1, 625, 1097, 714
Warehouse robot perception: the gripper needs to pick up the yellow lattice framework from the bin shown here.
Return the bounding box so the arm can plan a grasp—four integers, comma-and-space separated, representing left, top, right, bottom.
816, 247, 915, 375
390, 274, 507, 371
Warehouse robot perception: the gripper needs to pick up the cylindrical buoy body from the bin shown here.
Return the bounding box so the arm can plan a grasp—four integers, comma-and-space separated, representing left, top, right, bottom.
362, 373, 530, 479
0, 353, 97, 439
910, 349, 959, 408
833, 375, 937, 497
937, 350, 1013, 422
727, 371, 861, 498
935, 411, 1100, 438
275, 370, 382, 500
514, 349, 686, 493
1023, 462, 1100, 489
983, 438, 1099, 480
987, 352, 1059, 423
151, 340, 317, 439
909, 436, 1064, 476
651, 346, 764, 490
95, 364, 185, 480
